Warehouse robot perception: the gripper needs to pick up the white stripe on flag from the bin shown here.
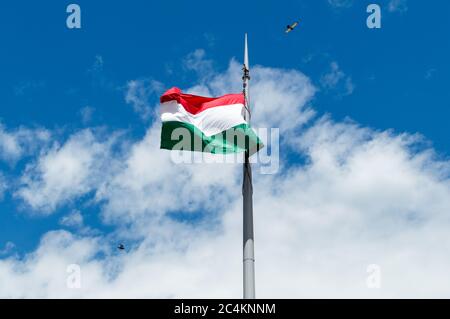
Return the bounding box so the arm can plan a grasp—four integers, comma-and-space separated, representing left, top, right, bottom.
160, 101, 247, 137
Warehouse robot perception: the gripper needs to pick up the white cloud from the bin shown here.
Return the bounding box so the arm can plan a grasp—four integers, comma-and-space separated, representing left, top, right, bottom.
15, 129, 120, 214
60, 210, 84, 228
0, 173, 6, 200
96, 124, 240, 224
98, 57, 316, 224
91, 55, 104, 72
388, 0, 408, 13
0, 231, 105, 298
0, 123, 51, 164
0, 242, 15, 256
320, 61, 355, 97
327, 0, 408, 14
79, 106, 95, 124
14, 80, 45, 96
328, 0, 354, 8
183, 49, 214, 80
125, 79, 164, 120
1, 59, 450, 298
59, 210, 100, 236
183, 58, 316, 133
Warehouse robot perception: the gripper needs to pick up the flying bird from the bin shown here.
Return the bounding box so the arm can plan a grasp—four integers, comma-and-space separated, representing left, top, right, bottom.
117, 244, 125, 251
285, 21, 300, 33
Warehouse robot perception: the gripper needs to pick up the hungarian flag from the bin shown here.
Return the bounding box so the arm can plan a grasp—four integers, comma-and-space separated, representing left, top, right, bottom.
160, 88, 263, 155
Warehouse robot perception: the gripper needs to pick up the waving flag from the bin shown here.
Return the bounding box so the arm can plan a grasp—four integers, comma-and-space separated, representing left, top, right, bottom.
160, 87, 263, 155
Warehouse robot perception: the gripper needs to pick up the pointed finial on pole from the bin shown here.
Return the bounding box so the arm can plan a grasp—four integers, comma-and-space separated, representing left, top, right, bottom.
243, 33, 251, 122
243, 33, 250, 83
244, 33, 249, 70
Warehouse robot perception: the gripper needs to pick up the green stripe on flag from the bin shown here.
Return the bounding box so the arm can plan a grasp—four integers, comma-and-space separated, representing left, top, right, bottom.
160, 121, 263, 155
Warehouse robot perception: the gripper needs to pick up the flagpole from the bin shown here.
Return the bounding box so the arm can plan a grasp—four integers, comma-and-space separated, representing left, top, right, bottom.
242, 33, 255, 299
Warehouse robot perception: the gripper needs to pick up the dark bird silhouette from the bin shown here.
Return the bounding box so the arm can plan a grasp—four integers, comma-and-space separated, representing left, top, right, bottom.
117, 244, 125, 251
285, 21, 300, 33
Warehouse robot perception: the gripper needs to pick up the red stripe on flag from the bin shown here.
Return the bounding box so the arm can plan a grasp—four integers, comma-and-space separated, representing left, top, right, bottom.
160, 87, 245, 115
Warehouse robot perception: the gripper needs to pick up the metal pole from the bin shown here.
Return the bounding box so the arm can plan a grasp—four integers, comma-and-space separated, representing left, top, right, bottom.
242, 33, 255, 299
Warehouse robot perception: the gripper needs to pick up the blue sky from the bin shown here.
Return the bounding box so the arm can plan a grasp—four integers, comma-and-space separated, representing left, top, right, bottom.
1, 1, 450, 298
2, 1, 449, 142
